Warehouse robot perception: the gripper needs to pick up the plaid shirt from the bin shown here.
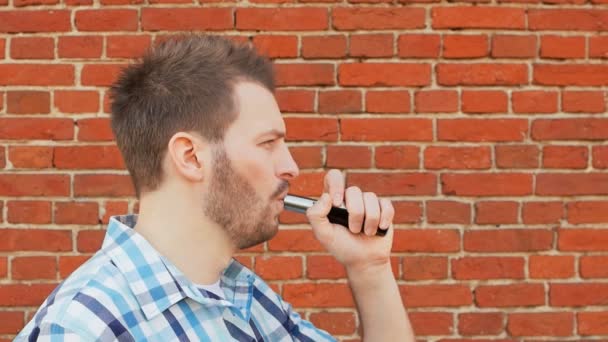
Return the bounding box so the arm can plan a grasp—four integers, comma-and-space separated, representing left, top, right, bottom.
16, 215, 335, 342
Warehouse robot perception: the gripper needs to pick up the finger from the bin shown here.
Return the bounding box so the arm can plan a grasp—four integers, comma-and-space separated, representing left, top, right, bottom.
323, 169, 345, 207
363, 192, 380, 236
345, 186, 364, 234
306, 193, 332, 227
379, 198, 395, 231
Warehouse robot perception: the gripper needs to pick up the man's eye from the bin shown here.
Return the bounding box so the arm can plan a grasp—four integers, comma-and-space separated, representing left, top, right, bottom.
261, 139, 275, 147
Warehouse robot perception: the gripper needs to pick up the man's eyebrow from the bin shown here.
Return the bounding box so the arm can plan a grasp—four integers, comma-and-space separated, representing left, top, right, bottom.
257, 129, 286, 138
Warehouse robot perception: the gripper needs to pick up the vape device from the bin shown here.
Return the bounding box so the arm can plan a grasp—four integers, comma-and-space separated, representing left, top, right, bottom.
283, 194, 387, 237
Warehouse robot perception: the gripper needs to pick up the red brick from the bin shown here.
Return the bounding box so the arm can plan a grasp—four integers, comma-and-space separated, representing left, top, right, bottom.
101, 200, 129, 224
0, 229, 71, 252
289, 172, 324, 197
580, 256, 608, 279
534, 118, 608, 141
275, 64, 334, 86
578, 312, 608, 335
541, 35, 585, 59
107, 35, 151, 59
347, 172, 436, 196
14, 0, 59, 6
9, 146, 54, 168
275, 90, 314, 113
437, 63, 527, 86
77, 230, 105, 253
341, 118, 432, 141
12, 256, 56, 280
0, 284, 58, 306
0, 64, 74, 86
0, 174, 69, 196
302, 35, 346, 59
254, 256, 302, 280
284, 117, 338, 141
0, 148, 4, 169
462, 90, 508, 114
74, 174, 134, 197
59, 256, 91, 278
475, 201, 518, 224
252, 35, 297, 58
75, 9, 138, 31
237, 8, 327, 31
0, 10, 70, 33
319, 90, 361, 113
55, 202, 99, 225
393, 229, 460, 253
0, 257, 6, 278
512, 91, 558, 114
522, 201, 563, 224
58, 36, 103, 58
333, 8, 425, 30
309, 312, 356, 335
551, 283, 608, 306
7, 201, 51, 224
464, 229, 553, 252
410, 312, 453, 336
438, 119, 527, 142
593, 146, 608, 169
10, 37, 54, 59
496, 145, 539, 169
590, 36, 608, 58
398, 34, 441, 58
534, 64, 608, 86
77, 118, 114, 141
400, 285, 472, 307
54, 146, 124, 169
415, 90, 458, 113
403, 256, 447, 280
0, 311, 23, 334
529, 255, 574, 279
6, 91, 50, 114
142, 8, 233, 31
339, 63, 431, 87
492, 35, 536, 58
366, 90, 410, 113
508, 312, 573, 336
284, 283, 354, 308
307, 255, 346, 279
425, 146, 490, 170
475, 284, 545, 307
543, 146, 588, 169
0, 39, 4, 59
54, 90, 99, 113
375, 146, 419, 169
326, 145, 371, 168
458, 312, 504, 335
427, 201, 470, 224
537, 173, 608, 196
81, 64, 125, 86
432, 7, 525, 29
393, 201, 422, 223
558, 229, 608, 252
529, 9, 608, 31
453, 257, 524, 280
442, 173, 532, 196
562, 91, 606, 113
289, 146, 322, 169
350, 34, 393, 57
443, 35, 488, 58
268, 230, 324, 252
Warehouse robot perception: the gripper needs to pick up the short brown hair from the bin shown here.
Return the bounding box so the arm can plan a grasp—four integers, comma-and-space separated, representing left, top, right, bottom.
110, 35, 275, 197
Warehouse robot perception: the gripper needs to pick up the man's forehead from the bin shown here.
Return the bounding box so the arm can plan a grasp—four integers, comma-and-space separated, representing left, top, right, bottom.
232, 82, 285, 136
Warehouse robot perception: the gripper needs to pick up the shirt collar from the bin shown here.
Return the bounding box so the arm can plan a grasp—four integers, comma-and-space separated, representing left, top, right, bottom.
101, 215, 255, 320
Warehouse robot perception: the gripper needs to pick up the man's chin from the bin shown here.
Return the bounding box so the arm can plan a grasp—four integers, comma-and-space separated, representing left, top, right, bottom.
237, 224, 279, 250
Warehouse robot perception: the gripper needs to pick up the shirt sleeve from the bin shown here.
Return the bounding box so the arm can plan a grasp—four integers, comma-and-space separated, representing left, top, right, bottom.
277, 297, 338, 342
19, 323, 94, 342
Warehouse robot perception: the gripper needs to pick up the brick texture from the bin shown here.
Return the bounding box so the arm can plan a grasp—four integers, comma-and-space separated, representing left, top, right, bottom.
1, 4, 606, 341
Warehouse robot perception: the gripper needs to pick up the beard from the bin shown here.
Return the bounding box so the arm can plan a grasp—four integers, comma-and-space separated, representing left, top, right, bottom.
202, 146, 288, 250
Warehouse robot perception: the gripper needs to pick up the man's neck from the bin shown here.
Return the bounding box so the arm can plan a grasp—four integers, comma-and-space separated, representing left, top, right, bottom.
133, 190, 235, 285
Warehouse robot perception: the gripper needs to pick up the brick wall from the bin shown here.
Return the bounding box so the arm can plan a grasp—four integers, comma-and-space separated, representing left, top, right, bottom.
1, 2, 608, 341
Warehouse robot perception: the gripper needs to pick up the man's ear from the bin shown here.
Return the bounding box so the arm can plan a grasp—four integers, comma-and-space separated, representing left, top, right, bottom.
167, 132, 206, 183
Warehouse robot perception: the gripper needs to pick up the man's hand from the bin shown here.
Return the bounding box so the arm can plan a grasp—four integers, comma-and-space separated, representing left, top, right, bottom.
305, 169, 395, 272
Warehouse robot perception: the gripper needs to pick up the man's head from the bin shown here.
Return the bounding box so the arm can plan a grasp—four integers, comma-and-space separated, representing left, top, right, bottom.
110, 35, 299, 248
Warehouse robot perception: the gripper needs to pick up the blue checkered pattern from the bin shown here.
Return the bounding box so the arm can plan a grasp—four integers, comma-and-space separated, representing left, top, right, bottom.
16, 215, 336, 342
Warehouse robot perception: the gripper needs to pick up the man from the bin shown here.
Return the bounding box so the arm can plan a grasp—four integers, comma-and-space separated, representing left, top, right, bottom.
17, 35, 414, 341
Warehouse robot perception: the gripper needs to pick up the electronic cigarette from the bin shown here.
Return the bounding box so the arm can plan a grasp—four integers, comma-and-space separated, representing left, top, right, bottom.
283, 194, 387, 237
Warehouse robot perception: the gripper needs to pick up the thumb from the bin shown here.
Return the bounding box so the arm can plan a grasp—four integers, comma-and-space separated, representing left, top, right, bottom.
306, 193, 332, 228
